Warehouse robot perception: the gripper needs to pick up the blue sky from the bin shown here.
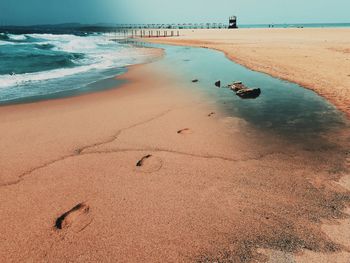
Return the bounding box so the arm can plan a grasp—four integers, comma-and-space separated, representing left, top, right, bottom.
0, 0, 349, 26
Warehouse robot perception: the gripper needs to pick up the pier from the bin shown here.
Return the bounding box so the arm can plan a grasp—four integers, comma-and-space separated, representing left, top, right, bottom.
111, 29, 181, 39
103, 17, 238, 41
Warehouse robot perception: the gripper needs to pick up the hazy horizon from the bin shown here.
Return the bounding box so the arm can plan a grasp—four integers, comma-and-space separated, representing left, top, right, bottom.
0, 0, 349, 26
2, 21, 350, 28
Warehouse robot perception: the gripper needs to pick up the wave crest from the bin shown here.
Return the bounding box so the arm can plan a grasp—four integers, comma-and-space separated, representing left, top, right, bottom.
0, 33, 157, 102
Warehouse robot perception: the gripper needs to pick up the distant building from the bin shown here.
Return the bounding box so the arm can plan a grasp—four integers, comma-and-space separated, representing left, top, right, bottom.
228, 16, 238, 29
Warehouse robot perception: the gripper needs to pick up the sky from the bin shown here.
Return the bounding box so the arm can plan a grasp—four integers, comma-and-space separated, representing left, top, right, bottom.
0, 0, 349, 26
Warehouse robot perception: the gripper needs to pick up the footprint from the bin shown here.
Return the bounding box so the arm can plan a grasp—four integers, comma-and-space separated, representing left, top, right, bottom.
55, 203, 92, 233
177, 128, 192, 135
136, 155, 152, 167
136, 155, 163, 173
208, 112, 215, 117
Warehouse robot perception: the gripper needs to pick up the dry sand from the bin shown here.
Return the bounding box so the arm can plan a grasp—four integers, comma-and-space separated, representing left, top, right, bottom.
0, 43, 349, 262
146, 28, 350, 119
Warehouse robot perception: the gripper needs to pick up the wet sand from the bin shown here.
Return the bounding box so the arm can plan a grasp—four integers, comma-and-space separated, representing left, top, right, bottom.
0, 47, 349, 262
146, 28, 350, 119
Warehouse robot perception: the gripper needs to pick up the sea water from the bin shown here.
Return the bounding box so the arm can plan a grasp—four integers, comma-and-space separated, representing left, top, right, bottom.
0, 33, 348, 141
0, 33, 155, 104
147, 43, 348, 139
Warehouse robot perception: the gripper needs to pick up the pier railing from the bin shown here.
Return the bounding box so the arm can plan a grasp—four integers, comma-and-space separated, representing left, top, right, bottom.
110, 23, 229, 30
105, 23, 229, 42
106, 23, 231, 41
111, 29, 181, 39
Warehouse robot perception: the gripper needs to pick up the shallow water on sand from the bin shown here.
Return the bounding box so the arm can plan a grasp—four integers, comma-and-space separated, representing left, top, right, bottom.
145, 43, 348, 142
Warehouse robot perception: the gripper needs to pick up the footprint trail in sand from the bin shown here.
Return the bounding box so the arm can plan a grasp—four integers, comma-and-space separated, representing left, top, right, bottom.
55, 203, 92, 233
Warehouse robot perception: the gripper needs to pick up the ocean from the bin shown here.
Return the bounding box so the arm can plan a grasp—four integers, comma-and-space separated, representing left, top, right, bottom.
1, 23, 349, 106
0, 32, 155, 104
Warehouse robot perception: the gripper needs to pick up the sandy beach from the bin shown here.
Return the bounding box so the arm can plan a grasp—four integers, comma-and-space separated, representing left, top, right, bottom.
0, 32, 349, 263
146, 28, 350, 119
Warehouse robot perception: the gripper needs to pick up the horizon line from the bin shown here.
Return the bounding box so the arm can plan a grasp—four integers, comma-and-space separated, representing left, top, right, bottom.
0, 21, 350, 28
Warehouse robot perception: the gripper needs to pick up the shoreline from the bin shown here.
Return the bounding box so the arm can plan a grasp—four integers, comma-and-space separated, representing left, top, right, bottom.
145, 28, 350, 120
0, 36, 349, 262
0, 44, 163, 107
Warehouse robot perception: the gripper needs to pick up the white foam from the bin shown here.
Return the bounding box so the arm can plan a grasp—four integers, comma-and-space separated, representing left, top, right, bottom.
29, 33, 114, 53
0, 41, 12, 45
0, 66, 99, 88
0, 33, 155, 90
9, 34, 27, 41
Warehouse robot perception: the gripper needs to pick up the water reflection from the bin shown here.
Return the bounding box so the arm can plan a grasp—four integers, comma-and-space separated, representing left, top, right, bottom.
150, 43, 348, 140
